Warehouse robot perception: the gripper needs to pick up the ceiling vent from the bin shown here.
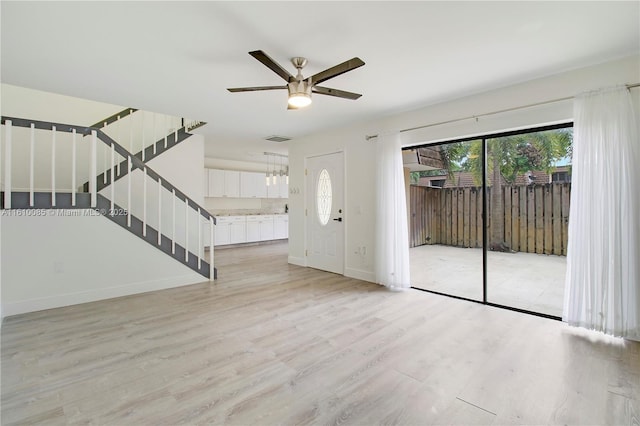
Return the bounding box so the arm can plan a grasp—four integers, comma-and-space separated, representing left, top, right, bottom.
264, 135, 291, 143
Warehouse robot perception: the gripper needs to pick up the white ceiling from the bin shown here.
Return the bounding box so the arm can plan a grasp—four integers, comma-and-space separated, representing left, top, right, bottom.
2, 1, 639, 164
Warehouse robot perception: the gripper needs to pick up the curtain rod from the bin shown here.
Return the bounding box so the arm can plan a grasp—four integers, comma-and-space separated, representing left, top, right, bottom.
365, 82, 640, 141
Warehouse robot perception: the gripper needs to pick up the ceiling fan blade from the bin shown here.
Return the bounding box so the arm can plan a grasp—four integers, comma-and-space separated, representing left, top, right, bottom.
227, 86, 287, 92
309, 57, 365, 85
249, 50, 293, 82
313, 86, 362, 100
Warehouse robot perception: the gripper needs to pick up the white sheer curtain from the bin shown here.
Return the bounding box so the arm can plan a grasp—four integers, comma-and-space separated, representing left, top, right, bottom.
375, 132, 411, 290
564, 86, 640, 340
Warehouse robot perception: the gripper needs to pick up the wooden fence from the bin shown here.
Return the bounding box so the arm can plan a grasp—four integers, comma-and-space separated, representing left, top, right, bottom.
409, 183, 571, 255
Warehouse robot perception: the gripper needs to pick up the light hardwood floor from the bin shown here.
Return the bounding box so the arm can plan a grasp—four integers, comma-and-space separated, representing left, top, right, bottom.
2, 241, 639, 425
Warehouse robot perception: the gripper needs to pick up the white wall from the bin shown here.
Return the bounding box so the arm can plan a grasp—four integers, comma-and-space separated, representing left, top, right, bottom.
1, 210, 206, 318
288, 55, 640, 283
1, 84, 124, 126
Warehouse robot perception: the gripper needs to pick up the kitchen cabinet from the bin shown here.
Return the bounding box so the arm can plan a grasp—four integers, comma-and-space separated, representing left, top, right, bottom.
214, 216, 246, 246
214, 218, 231, 245
207, 169, 240, 198
279, 180, 289, 198
260, 218, 274, 240
224, 171, 240, 197
246, 220, 261, 243
267, 179, 289, 199
206, 168, 286, 199
229, 219, 247, 244
208, 169, 225, 197
274, 214, 288, 239
240, 171, 267, 198
246, 215, 274, 242
213, 214, 287, 246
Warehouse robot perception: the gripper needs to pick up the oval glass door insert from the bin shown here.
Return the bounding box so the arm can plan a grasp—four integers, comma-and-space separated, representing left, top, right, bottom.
316, 169, 332, 226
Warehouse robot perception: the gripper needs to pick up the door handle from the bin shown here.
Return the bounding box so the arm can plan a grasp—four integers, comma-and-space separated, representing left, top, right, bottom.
333, 217, 343, 222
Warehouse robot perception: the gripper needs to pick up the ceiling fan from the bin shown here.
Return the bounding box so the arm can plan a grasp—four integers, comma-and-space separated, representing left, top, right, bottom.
227, 50, 365, 109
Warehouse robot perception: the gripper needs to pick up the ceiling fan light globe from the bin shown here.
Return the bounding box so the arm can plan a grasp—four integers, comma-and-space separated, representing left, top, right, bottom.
288, 94, 312, 108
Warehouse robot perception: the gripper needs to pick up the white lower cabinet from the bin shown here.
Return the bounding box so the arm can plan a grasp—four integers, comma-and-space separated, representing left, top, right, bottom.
214, 214, 287, 246
215, 223, 231, 245
214, 216, 246, 246
246, 215, 274, 242
274, 214, 288, 239
229, 222, 246, 244
260, 218, 274, 241
246, 220, 261, 243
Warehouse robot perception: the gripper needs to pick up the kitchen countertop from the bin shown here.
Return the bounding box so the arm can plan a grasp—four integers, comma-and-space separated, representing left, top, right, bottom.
210, 212, 288, 217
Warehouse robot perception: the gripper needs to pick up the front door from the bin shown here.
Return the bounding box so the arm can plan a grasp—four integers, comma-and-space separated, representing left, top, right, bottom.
306, 152, 344, 274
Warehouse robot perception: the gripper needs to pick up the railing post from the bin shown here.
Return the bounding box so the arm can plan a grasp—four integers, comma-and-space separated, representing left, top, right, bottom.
198, 208, 202, 269
209, 216, 215, 281
174, 116, 178, 145
4, 120, 12, 209
129, 111, 134, 154
184, 198, 189, 262
71, 128, 76, 207
51, 126, 56, 207
103, 122, 108, 184
172, 189, 176, 254
116, 115, 121, 177
143, 167, 147, 237
29, 123, 35, 207
90, 130, 97, 208
127, 156, 132, 227
152, 113, 157, 155
163, 114, 168, 149
141, 113, 146, 161
110, 142, 115, 212
158, 178, 162, 245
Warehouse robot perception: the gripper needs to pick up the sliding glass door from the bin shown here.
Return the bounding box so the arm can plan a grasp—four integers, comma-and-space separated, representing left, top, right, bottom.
485, 127, 573, 317
407, 124, 573, 319
408, 140, 483, 301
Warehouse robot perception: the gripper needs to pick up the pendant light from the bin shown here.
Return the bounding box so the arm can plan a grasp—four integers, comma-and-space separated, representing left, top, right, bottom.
265, 154, 270, 186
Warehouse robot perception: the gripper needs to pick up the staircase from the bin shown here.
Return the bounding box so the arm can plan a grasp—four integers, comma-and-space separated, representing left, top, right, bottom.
0, 111, 216, 281
82, 109, 205, 192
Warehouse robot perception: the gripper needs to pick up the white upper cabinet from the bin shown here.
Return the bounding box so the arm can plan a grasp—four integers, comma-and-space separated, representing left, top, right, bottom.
240, 171, 267, 198
280, 180, 289, 198
267, 178, 289, 199
224, 171, 240, 197
207, 169, 240, 198
206, 168, 285, 199
208, 169, 225, 197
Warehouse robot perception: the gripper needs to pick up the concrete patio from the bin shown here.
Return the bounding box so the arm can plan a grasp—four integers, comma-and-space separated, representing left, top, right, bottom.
410, 244, 567, 317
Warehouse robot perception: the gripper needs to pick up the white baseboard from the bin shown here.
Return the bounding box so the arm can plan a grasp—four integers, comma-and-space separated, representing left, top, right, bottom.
1, 274, 205, 318
288, 256, 306, 267
345, 267, 375, 283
